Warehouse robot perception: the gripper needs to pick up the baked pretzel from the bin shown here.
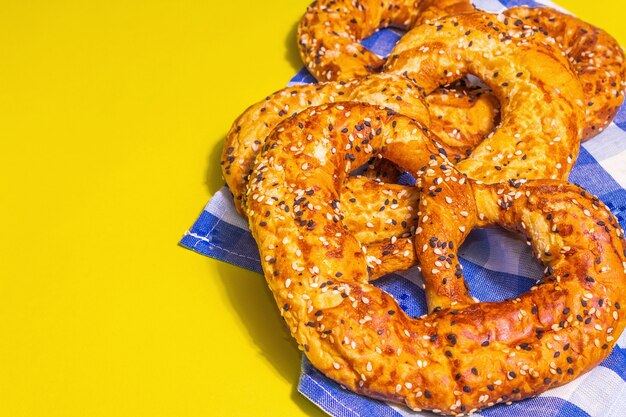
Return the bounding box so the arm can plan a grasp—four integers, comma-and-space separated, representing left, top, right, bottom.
298, 1, 625, 141
297, 0, 474, 81
245, 102, 626, 415
503, 6, 626, 140
222, 73, 493, 215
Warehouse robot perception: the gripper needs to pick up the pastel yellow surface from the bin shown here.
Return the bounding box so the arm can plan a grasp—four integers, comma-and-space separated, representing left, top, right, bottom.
0, 1, 624, 416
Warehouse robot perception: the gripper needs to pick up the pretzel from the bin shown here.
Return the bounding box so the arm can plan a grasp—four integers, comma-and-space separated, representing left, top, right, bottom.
503, 6, 626, 140
297, 0, 474, 81
245, 102, 626, 415
222, 73, 493, 215
298, 1, 625, 141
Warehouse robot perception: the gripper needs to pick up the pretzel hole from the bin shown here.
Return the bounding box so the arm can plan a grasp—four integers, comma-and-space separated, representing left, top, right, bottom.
457, 228, 543, 303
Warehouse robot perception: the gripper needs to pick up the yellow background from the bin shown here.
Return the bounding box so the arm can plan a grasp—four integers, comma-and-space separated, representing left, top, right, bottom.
1, 1, 624, 416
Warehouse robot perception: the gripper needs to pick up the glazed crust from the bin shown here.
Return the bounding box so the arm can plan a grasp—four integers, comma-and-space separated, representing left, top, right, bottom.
503, 7, 626, 141
245, 102, 626, 415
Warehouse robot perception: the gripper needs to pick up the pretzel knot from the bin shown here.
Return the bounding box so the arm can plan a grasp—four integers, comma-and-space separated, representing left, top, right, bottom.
225, 12, 586, 280
245, 102, 626, 415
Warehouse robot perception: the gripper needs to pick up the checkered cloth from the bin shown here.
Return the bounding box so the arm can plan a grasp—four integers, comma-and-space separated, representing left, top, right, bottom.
181, 0, 626, 415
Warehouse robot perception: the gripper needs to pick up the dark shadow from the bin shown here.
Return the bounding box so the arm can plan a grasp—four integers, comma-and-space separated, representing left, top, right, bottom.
215, 261, 328, 416
205, 133, 228, 196
285, 20, 305, 74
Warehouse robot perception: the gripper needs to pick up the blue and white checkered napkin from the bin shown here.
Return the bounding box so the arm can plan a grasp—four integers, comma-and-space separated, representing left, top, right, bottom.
181, 0, 626, 415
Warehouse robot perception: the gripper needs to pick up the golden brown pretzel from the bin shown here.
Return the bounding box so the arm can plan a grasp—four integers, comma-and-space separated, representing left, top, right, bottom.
245, 102, 626, 415
297, 0, 474, 81
503, 6, 626, 140
298, 0, 625, 141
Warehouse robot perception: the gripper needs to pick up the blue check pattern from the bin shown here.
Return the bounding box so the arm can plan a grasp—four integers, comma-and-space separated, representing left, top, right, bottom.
181, 0, 626, 415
